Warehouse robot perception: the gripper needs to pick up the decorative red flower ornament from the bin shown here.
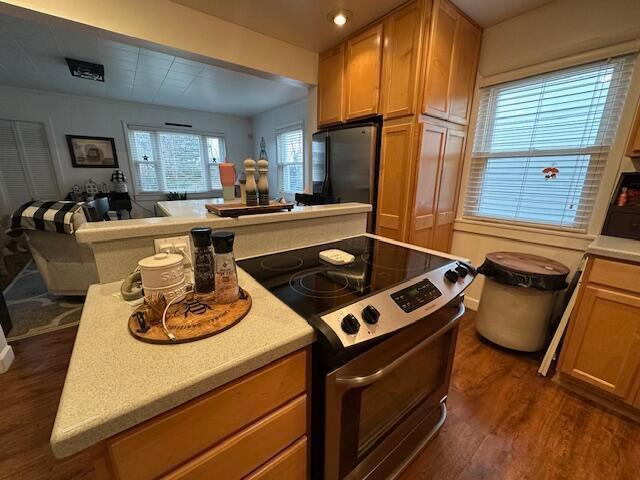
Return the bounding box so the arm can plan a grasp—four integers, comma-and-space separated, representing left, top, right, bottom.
542, 166, 559, 179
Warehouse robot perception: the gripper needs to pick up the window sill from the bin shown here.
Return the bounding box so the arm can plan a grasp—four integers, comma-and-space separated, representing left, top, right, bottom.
453, 217, 596, 252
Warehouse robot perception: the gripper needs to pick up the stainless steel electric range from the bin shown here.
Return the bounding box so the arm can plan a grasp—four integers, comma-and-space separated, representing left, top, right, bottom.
238, 235, 476, 480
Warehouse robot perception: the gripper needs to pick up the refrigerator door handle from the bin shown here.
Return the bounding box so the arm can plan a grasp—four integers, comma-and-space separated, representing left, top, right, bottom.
322, 133, 331, 196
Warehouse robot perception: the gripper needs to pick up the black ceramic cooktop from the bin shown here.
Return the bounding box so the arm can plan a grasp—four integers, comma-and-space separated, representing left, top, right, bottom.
237, 236, 452, 319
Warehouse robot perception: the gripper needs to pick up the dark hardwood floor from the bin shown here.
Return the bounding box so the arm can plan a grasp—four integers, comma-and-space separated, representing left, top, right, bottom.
1, 313, 639, 480
399, 313, 640, 480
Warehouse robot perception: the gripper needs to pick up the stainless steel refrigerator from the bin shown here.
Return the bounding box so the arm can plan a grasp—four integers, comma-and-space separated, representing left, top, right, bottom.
312, 120, 381, 232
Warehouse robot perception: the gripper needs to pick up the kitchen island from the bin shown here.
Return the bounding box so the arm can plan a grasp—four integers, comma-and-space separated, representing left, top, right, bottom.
50, 267, 314, 478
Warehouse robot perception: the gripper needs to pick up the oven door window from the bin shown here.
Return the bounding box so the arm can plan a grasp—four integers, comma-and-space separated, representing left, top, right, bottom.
356, 329, 450, 457
339, 330, 455, 478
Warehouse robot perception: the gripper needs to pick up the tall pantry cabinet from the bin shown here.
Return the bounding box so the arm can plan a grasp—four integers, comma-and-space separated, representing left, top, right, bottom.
316, 0, 481, 252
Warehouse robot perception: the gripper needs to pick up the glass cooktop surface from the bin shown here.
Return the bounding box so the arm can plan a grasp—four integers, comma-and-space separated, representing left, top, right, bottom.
237, 236, 453, 318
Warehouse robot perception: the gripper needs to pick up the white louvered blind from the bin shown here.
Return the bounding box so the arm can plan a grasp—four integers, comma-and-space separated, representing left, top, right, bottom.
276, 125, 304, 195
464, 55, 635, 231
0, 120, 59, 216
126, 125, 226, 194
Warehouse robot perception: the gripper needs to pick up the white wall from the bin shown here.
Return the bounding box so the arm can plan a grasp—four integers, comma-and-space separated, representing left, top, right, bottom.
0, 86, 253, 217
251, 98, 309, 197
453, 0, 640, 307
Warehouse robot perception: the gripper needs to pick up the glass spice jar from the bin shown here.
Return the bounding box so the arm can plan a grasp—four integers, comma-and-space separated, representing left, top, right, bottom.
211, 231, 239, 304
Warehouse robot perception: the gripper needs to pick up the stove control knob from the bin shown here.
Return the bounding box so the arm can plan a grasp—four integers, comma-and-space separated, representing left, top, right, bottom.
444, 269, 459, 283
341, 313, 361, 335
455, 264, 469, 277
362, 305, 380, 325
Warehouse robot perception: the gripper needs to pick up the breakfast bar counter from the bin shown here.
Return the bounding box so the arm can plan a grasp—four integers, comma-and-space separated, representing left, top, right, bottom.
50, 267, 315, 460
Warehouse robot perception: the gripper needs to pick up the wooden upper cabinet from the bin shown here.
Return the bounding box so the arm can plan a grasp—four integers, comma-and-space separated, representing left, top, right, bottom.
381, 1, 426, 119
560, 284, 640, 403
432, 128, 465, 252
448, 16, 481, 125
376, 121, 416, 241
344, 23, 383, 120
408, 121, 444, 248
422, 0, 481, 125
421, 0, 458, 120
318, 44, 345, 126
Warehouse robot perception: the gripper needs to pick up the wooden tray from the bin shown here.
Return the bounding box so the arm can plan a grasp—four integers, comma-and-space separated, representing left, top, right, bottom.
128, 289, 251, 344
205, 201, 294, 217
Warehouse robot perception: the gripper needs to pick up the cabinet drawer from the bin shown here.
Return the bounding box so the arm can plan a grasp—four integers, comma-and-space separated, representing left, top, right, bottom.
245, 436, 307, 480
163, 395, 307, 480
589, 257, 640, 294
108, 350, 307, 480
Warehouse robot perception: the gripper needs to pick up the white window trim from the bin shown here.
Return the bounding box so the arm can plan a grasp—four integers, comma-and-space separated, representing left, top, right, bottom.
478, 39, 640, 88
458, 51, 638, 234
275, 120, 305, 196
122, 121, 227, 197
0, 118, 62, 214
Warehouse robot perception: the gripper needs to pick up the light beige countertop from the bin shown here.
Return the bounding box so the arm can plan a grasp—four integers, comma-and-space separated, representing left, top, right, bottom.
156, 197, 230, 217
75, 201, 372, 244
586, 235, 640, 263
50, 268, 315, 459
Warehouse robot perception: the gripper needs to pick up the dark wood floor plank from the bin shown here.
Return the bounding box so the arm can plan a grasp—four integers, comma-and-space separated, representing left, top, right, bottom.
399, 312, 640, 480
1, 312, 639, 480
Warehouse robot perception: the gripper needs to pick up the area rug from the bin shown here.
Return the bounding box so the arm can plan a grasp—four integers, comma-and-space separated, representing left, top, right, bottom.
3, 261, 83, 341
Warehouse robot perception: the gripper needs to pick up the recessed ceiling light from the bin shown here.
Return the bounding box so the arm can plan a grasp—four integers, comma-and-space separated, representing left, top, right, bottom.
328, 10, 352, 26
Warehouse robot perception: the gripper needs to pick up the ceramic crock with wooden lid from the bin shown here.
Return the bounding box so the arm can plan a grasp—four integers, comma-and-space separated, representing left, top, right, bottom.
138, 253, 186, 301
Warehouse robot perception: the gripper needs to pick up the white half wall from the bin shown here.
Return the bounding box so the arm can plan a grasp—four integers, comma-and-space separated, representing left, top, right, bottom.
251, 98, 309, 197
0, 86, 253, 217
453, 0, 640, 307
0, 327, 14, 373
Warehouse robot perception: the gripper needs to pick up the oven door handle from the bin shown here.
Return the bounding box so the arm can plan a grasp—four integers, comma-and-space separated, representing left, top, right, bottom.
335, 302, 465, 388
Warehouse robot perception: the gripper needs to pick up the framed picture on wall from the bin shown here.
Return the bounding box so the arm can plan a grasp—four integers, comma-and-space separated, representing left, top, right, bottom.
66, 135, 118, 168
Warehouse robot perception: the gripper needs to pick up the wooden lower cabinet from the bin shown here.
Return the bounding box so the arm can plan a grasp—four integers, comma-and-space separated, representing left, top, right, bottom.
408, 122, 444, 247
376, 121, 418, 241
431, 128, 465, 251
559, 257, 640, 412
94, 349, 309, 480
378, 115, 465, 252
245, 437, 307, 480
163, 396, 307, 480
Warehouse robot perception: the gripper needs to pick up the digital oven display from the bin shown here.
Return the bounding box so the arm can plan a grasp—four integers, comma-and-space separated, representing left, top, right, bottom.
391, 279, 442, 313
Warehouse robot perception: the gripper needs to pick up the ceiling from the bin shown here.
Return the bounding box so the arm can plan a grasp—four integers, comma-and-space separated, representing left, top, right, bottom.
171, 0, 407, 52
171, 0, 557, 51
0, 14, 308, 117
451, 0, 555, 28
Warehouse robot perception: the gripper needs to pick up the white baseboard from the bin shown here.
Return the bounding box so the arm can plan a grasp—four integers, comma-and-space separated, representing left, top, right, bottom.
464, 296, 479, 311
0, 344, 15, 373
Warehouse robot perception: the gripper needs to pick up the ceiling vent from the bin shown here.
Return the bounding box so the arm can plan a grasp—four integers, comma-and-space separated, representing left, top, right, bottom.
65, 58, 105, 82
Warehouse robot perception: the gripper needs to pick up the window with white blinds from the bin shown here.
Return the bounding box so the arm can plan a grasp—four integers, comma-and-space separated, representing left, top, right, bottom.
0, 120, 59, 216
464, 54, 635, 231
126, 125, 226, 194
276, 125, 304, 195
